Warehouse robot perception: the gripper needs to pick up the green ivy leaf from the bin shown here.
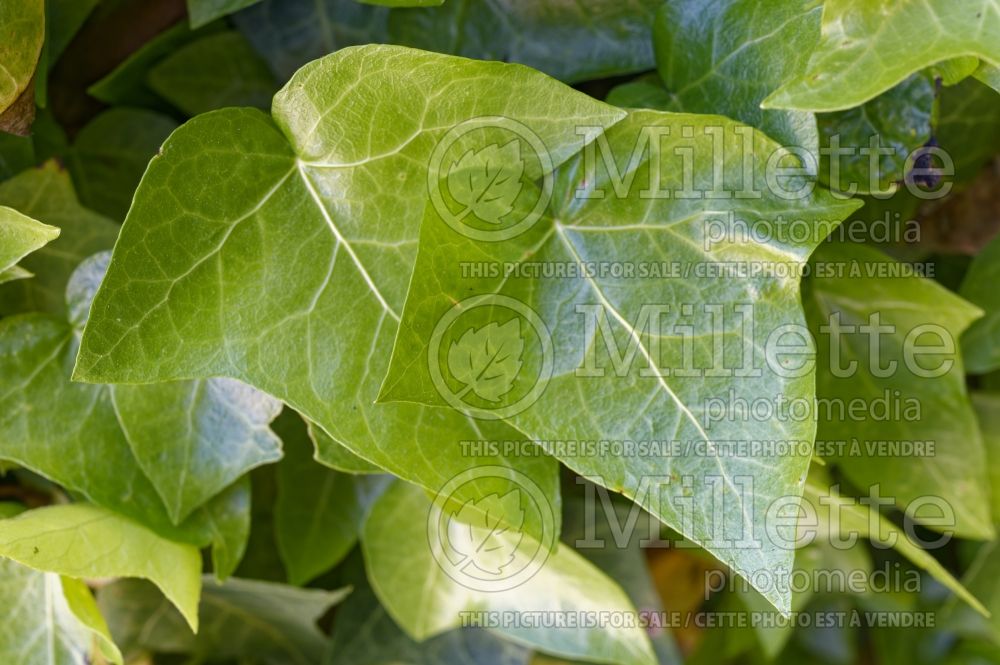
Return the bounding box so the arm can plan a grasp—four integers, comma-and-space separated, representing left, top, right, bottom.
653, 0, 821, 151
386, 0, 661, 84
937, 77, 1000, 184
307, 419, 382, 474
62, 253, 279, 526
362, 481, 657, 665
807, 242, 993, 540
114, 374, 283, 523
329, 552, 532, 665
148, 31, 277, 116
66, 108, 178, 220
0, 504, 202, 631
365, 0, 444, 6
764, 0, 1000, 112
0, 132, 35, 181
233, 0, 388, 81
802, 468, 987, 617
974, 62, 1000, 93
45, 0, 98, 65
448, 320, 525, 403
816, 74, 935, 195
0, 205, 59, 284
234, 0, 661, 84
561, 494, 683, 665
0, 256, 258, 551
273, 411, 390, 585
98, 576, 348, 664
59, 576, 124, 665
447, 142, 525, 226
961, 234, 1000, 374
76, 45, 626, 544
972, 393, 1000, 524
0, 558, 123, 665
202, 476, 253, 581
0, 0, 44, 117
604, 73, 673, 111
379, 109, 861, 612
0, 163, 118, 316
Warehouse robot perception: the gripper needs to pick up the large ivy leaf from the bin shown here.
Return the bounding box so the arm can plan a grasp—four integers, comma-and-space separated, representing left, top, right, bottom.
273, 411, 389, 585
148, 31, 278, 116
0, 559, 122, 665
0, 163, 118, 315
0, 205, 58, 284
806, 242, 993, 539
0, 0, 44, 120
653, 0, 820, 151
362, 481, 656, 665
764, 0, 1000, 112
0, 504, 202, 630
960, 234, 1000, 374
379, 109, 861, 612
0, 255, 260, 552
75, 45, 627, 543
98, 576, 348, 664
66, 108, 178, 221
329, 552, 532, 665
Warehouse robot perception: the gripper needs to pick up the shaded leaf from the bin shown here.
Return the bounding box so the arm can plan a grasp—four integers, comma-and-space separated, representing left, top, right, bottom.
654, 0, 820, 151
807, 242, 992, 539
99, 576, 348, 664
147, 31, 277, 116
67, 108, 178, 220
273, 410, 389, 585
